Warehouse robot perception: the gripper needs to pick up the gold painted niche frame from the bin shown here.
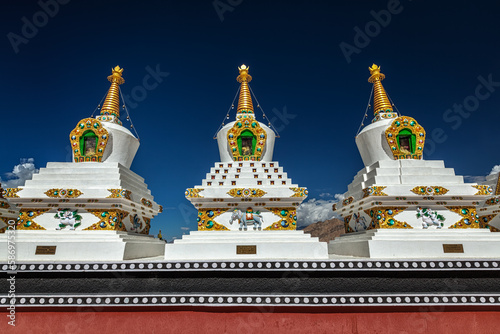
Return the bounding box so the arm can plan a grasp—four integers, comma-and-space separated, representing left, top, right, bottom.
385, 116, 426, 160
70, 118, 109, 163
227, 119, 267, 161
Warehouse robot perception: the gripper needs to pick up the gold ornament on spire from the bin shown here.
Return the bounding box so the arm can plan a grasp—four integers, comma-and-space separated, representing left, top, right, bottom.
368, 64, 393, 116
236, 64, 254, 118
100, 66, 125, 118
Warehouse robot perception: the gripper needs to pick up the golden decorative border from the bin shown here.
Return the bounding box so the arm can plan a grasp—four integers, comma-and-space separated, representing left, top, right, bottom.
265, 207, 297, 230
342, 197, 354, 206
290, 187, 308, 198
0, 200, 11, 209
185, 188, 204, 198
478, 214, 498, 232
197, 208, 229, 231
446, 206, 485, 229
3, 188, 21, 198
107, 189, 132, 200
227, 120, 267, 161
410, 186, 449, 196
142, 217, 151, 235
485, 197, 500, 206
385, 116, 426, 160
227, 188, 267, 198
490, 225, 500, 232
472, 185, 493, 195
141, 198, 153, 208
363, 186, 388, 198
70, 118, 109, 163
364, 207, 411, 229
343, 214, 354, 233
45, 188, 83, 198
15, 209, 50, 230
84, 209, 129, 231
496, 173, 500, 195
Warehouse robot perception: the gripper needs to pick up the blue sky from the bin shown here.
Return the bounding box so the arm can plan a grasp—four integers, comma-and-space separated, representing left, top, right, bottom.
1, 0, 500, 240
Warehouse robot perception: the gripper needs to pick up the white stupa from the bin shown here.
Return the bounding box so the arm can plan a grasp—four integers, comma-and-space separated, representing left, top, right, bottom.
329, 64, 500, 258
0, 66, 165, 261
165, 65, 328, 260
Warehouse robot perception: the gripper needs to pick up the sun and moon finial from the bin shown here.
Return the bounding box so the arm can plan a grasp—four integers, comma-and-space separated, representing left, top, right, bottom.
101, 66, 125, 118
237, 64, 252, 83
107, 65, 125, 85
236, 64, 254, 117
367, 63, 393, 115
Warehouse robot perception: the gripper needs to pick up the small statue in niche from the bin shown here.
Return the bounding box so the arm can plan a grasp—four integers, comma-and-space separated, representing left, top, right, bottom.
84, 136, 97, 155
241, 137, 252, 156
55, 209, 82, 230
399, 136, 412, 155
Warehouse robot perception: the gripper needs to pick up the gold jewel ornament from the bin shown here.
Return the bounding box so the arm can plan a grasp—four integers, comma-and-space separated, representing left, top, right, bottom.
45, 188, 83, 198
410, 186, 449, 196
290, 187, 308, 198
385, 116, 426, 160
363, 186, 388, 197
227, 188, 267, 198
197, 208, 229, 231
107, 189, 132, 200
364, 207, 412, 229
185, 188, 204, 198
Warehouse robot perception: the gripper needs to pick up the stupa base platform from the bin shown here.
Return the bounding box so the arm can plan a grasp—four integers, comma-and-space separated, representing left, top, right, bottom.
165, 230, 328, 260
0, 230, 165, 261
329, 229, 500, 259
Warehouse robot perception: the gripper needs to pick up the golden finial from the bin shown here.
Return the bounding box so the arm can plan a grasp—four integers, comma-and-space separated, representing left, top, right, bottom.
108, 66, 125, 85
236, 64, 254, 118
101, 66, 125, 118
368, 64, 393, 115
237, 64, 252, 83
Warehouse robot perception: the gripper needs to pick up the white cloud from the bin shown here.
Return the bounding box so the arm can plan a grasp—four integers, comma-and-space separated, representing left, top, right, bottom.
319, 192, 332, 198
0, 158, 39, 188
297, 196, 343, 227
490, 165, 500, 175
464, 175, 486, 183
180, 227, 190, 231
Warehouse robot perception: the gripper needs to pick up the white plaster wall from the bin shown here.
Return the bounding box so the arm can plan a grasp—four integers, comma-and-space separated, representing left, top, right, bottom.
214, 210, 282, 230
394, 209, 462, 229
355, 119, 394, 167
101, 122, 140, 168
35, 210, 100, 230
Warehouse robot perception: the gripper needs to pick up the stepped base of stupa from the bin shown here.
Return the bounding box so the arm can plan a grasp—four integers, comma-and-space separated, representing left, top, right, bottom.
328, 229, 500, 258
0, 230, 165, 261
165, 230, 328, 260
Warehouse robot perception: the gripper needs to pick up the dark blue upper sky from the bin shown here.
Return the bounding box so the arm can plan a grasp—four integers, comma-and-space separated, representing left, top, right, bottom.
1, 0, 500, 239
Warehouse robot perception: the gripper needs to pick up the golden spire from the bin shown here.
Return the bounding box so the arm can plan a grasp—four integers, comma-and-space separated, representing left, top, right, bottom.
236, 64, 254, 118
100, 66, 125, 118
368, 64, 393, 116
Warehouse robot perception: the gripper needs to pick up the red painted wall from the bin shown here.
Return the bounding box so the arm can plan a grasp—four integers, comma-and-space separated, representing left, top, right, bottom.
2, 310, 500, 333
